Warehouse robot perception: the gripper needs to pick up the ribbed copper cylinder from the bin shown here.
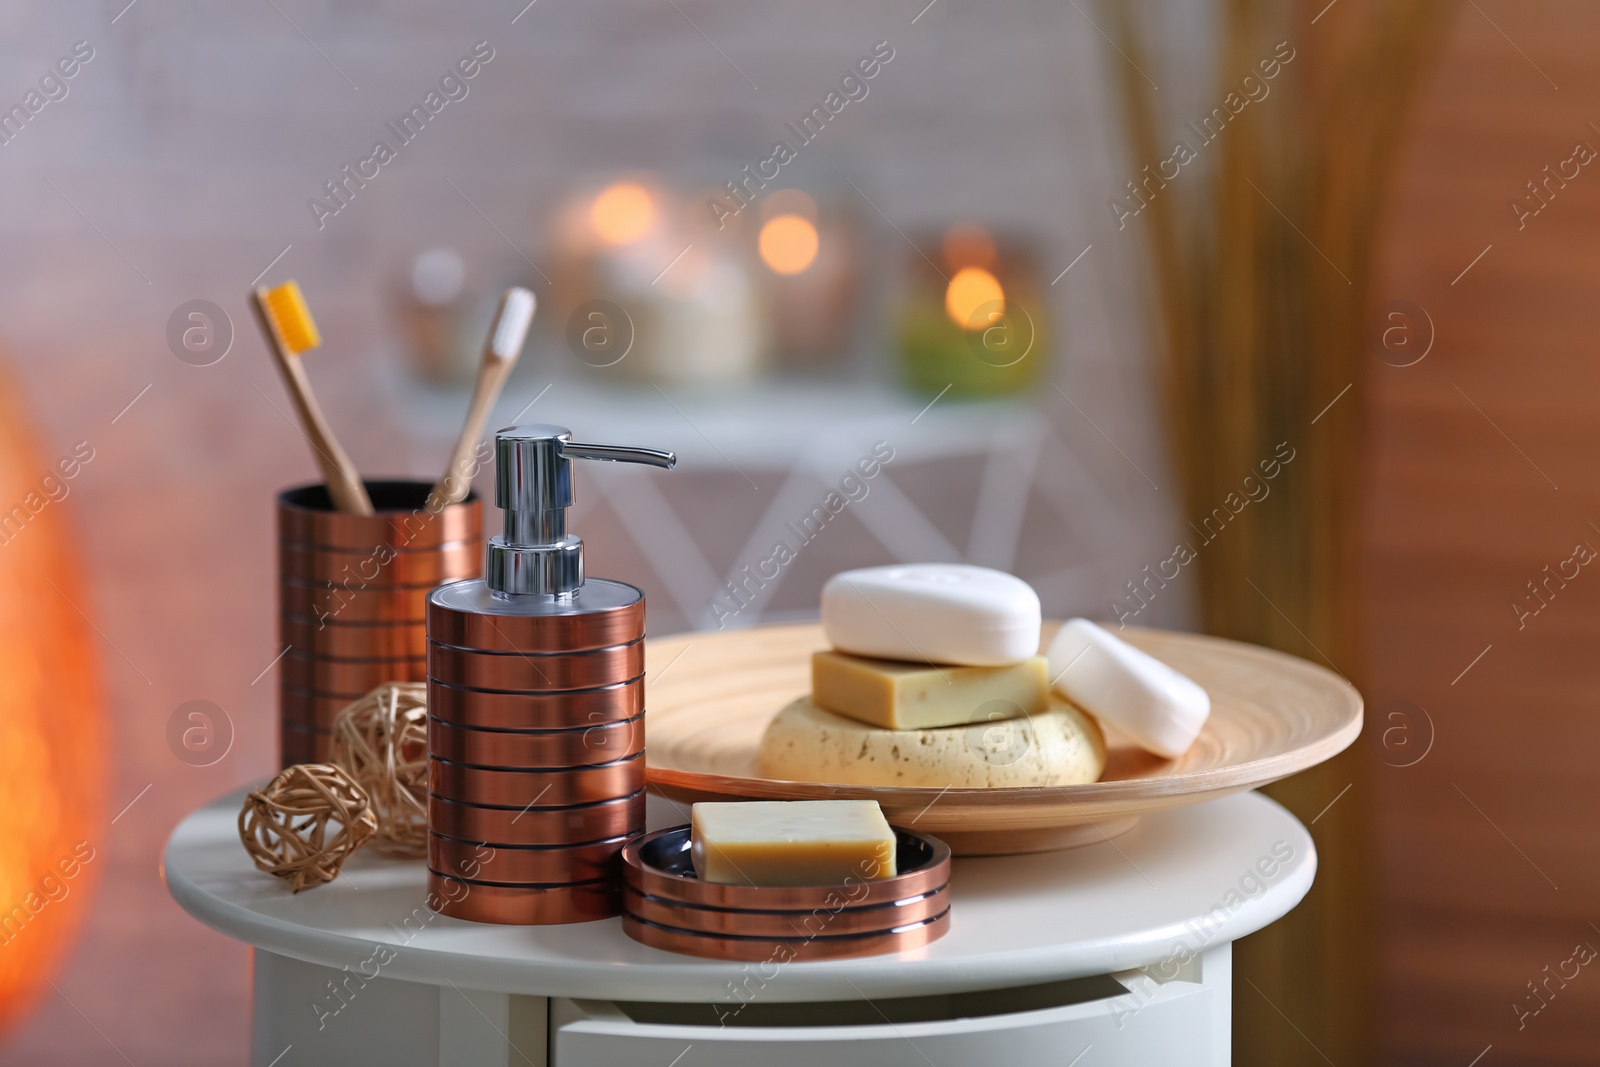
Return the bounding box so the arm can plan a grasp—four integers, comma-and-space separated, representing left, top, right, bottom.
279, 581, 433, 624
430, 833, 637, 884
279, 542, 479, 586
282, 654, 428, 695
428, 715, 643, 767
428, 678, 643, 730
281, 617, 429, 660
429, 754, 646, 807
621, 884, 950, 937
429, 791, 647, 845
621, 912, 951, 961
427, 641, 644, 692
427, 872, 619, 925
280, 688, 389, 728
619, 827, 955, 960
279, 721, 322, 766
426, 577, 647, 924
277, 481, 482, 767
427, 597, 644, 653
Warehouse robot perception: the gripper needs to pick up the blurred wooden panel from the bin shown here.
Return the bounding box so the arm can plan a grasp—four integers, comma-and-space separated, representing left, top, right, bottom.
1366, 2, 1600, 1063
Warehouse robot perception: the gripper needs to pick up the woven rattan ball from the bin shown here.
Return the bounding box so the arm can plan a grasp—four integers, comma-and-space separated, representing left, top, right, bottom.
238, 763, 377, 892
330, 682, 429, 857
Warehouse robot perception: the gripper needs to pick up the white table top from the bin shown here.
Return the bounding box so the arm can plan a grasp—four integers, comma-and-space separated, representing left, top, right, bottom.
164, 790, 1313, 1003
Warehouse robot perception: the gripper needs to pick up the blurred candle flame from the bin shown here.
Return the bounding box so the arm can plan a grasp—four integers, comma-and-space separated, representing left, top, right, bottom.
591, 182, 656, 246
758, 214, 820, 275
945, 267, 1004, 329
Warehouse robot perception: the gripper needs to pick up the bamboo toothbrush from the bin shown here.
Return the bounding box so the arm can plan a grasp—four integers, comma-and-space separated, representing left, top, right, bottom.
250, 281, 374, 516
430, 287, 537, 507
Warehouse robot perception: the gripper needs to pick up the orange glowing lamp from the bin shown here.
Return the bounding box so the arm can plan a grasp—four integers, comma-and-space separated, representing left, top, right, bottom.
0, 364, 106, 1037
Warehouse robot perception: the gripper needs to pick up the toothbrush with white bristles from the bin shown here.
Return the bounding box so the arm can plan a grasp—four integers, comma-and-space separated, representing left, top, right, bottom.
430, 287, 536, 507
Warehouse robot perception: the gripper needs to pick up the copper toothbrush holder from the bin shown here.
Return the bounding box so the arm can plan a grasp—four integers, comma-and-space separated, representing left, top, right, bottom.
276, 480, 482, 767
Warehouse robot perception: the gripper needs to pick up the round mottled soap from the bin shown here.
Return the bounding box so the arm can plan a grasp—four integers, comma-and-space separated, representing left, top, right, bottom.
756, 695, 1106, 789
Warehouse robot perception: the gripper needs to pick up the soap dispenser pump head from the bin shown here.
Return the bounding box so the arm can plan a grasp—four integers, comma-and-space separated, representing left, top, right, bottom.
487, 423, 676, 596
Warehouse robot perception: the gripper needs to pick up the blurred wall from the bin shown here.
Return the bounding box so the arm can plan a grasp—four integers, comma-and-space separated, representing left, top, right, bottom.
1366, 3, 1600, 1064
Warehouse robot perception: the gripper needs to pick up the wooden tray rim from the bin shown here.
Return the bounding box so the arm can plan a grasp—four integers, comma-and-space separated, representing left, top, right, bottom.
643, 623, 1363, 803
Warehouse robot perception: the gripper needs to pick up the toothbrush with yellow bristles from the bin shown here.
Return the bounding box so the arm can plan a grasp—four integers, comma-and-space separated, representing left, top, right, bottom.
250, 281, 374, 516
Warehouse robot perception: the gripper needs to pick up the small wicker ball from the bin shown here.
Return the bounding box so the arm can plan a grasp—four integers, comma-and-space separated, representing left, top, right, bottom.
330, 682, 429, 857
238, 763, 377, 892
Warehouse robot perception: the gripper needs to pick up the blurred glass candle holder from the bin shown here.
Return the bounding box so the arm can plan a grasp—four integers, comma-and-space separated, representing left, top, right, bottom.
897, 224, 1048, 398
752, 189, 863, 370
391, 247, 473, 384
551, 178, 766, 387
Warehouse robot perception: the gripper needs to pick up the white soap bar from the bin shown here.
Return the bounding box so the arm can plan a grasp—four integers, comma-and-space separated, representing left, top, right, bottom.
1046, 618, 1210, 759
821, 564, 1041, 666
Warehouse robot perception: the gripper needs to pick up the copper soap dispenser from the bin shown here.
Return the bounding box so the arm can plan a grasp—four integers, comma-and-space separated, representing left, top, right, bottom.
426, 423, 675, 924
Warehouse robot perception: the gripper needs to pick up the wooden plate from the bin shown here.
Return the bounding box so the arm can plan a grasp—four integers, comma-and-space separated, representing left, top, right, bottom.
645, 622, 1362, 855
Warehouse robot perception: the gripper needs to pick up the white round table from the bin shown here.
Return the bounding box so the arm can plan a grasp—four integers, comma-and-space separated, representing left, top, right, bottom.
165, 790, 1314, 1067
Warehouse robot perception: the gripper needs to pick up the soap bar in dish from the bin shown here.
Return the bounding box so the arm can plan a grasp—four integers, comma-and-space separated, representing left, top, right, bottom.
690, 800, 897, 886
821, 564, 1041, 666
812, 650, 1048, 730
1046, 618, 1210, 758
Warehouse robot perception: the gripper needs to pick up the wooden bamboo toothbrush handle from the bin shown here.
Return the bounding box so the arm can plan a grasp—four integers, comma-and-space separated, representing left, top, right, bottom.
275, 357, 374, 515
251, 291, 374, 516
431, 356, 514, 507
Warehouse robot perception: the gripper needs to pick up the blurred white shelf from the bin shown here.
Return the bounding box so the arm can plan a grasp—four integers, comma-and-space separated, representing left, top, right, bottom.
377, 349, 1136, 631
383, 349, 1037, 472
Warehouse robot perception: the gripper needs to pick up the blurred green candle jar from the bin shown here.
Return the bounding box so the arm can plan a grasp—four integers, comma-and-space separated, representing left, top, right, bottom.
898, 225, 1048, 398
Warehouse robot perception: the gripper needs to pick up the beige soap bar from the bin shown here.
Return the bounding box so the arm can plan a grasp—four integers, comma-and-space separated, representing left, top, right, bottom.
758, 695, 1106, 789
812, 650, 1049, 730
690, 800, 897, 886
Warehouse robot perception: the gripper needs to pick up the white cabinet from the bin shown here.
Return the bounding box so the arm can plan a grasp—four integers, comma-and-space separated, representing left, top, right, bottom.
552, 945, 1229, 1067
169, 792, 1301, 1067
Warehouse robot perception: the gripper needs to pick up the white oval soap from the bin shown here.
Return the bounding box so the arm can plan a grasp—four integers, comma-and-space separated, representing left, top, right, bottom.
821, 564, 1041, 666
1046, 618, 1211, 759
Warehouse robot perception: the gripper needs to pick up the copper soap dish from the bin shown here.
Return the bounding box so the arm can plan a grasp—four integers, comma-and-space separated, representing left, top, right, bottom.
620, 826, 952, 961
